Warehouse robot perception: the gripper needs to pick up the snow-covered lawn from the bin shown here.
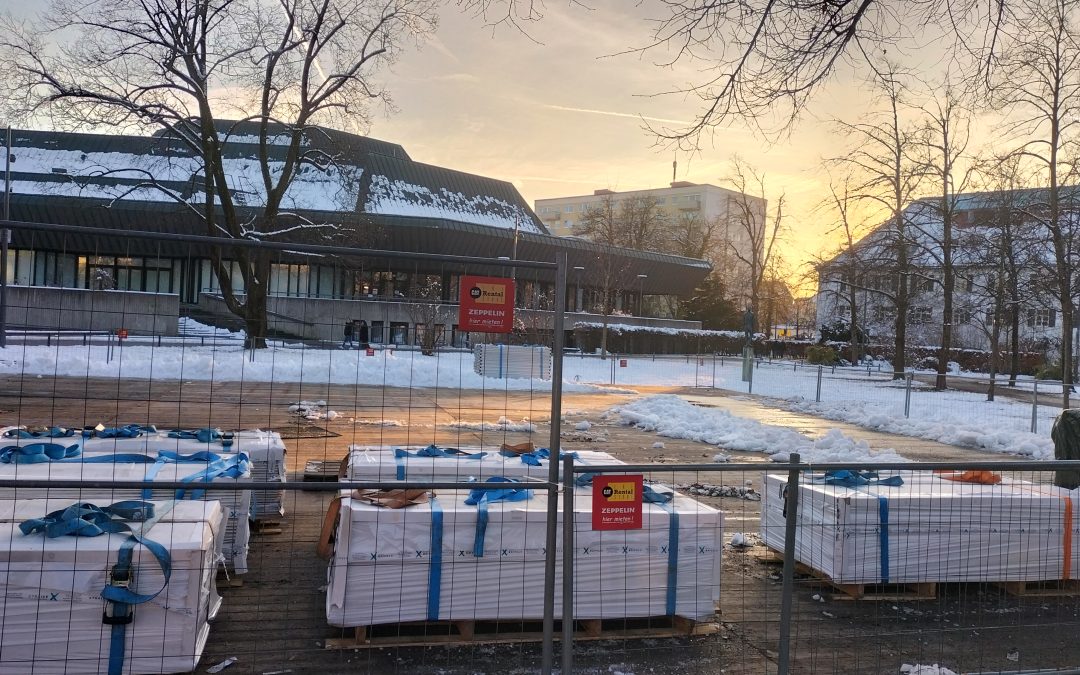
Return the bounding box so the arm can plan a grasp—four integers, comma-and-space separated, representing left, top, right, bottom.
0, 341, 1059, 458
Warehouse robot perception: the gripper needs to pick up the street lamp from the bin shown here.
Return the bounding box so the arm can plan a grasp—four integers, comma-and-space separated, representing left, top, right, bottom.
636, 274, 648, 316
573, 266, 585, 312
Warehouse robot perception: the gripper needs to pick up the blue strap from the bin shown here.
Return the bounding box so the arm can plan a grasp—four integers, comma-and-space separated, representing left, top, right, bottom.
659, 499, 679, 616
0, 442, 82, 463
393, 446, 487, 479
173, 453, 250, 500
166, 428, 233, 447
102, 501, 176, 675
464, 477, 531, 557
94, 424, 154, 439
816, 470, 904, 488
4, 426, 75, 439
876, 492, 890, 583
19, 500, 157, 538
0, 444, 169, 465
500, 448, 580, 466
427, 497, 443, 621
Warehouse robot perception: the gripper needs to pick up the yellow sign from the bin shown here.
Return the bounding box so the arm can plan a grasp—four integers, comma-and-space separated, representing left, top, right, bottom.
602, 481, 638, 502
471, 283, 507, 305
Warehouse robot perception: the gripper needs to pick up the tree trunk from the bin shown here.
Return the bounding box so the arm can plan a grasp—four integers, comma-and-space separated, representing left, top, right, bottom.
1009, 304, 1020, 387
244, 290, 268, 349
242, 253, 270, 350
848, 291, 861, 365
936, 271, 953, 390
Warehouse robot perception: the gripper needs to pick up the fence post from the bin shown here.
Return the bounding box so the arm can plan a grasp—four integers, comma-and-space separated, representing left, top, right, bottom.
815, 365, 823, 403
561, 454, 575, 675
904, 372, 913, 418
777, 452, 802, 675
540, 252, 567, 675
712, 354, 717, 388
1031, 379, 1039, 434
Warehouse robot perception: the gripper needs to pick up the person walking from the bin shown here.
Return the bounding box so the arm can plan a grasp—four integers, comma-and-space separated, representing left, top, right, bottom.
341, 320, 356, 349
357, 320, 370, 349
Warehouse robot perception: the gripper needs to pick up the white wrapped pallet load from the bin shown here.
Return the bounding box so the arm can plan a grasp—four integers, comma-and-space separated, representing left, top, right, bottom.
346, 445, 624, 482
0, 498, 226, 621
472, 344, 552, 379
1, 426, 287, 520
761, 470, 1073, 584
326, 481, 721, 627
0, 443, 252, 573
0, 500, 224, 674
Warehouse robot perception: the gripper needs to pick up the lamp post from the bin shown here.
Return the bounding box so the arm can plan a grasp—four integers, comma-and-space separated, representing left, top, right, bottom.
636, 274, 648, 317
573, 266, 585, 312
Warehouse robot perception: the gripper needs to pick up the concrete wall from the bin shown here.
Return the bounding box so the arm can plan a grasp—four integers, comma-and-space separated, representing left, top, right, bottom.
200, 293, 702, 343
6, 286, 179, 335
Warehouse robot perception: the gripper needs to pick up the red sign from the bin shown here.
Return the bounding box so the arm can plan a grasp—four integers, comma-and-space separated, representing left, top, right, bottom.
592, 474, 643, 530
117, 329, 128, 340
366, 348, 375, 356
458, 275, 515, 333
619, 359, 627, 368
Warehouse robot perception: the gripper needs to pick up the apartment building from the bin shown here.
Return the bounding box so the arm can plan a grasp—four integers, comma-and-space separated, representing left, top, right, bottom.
534, 181, 765, 291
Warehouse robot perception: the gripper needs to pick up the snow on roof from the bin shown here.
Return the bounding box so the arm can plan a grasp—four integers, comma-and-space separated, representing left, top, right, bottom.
364, 174, 544, 233
11, 144, 362, 212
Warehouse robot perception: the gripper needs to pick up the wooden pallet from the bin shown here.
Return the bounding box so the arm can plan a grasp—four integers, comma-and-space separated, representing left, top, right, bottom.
755, 546, 936, 600
251, 519, 283, 535
325, 615, 719, 650
303, 458, 345, 482
992, 579, 1080, 597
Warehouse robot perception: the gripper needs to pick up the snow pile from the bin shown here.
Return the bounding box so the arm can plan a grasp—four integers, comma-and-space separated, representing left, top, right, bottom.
575, 420, 592, 431
900, 665, 958, 675
354, 419, 406, 427
178, 317, 243, 340
443, 417, 536, 432
786, 397, 1053, 459
612, 395, 907, 463
365, 175, 541, 233
289, 400, 339, 421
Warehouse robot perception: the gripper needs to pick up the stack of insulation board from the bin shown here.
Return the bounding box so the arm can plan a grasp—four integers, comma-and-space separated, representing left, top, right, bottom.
0, 499, 225, 674
326, 485, 722, 627
346, 445, 622, 482
761, 471, 1075, 584
472, 344, 552, 380
7, 429, 288, 521
0, 450, 252, 574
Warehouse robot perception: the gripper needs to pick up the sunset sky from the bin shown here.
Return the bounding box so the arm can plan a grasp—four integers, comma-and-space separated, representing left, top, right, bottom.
368, 1, 887, 282
3, 0, 994, 288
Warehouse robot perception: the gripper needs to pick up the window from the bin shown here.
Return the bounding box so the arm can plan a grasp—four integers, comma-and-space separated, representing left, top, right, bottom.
564, 205, 574, 213
910, 307, 932, 324
914, 275, 935, 294
656, 197, 666, 205
952, 308, 972, 325
871, 306, 893, 323
1028, 308, 1056, 328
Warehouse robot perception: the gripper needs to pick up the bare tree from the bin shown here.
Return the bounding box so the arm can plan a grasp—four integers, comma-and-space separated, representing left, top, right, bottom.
631, 0, 1010, 141
913, 83, 976, 390
721, 157, 783, 332
832, 65, 924, 379
0, 1, 436, 348
405, 274, 452, 356
575, 194, 667, 357
991, 0, 1080, 406
816, 172, 873, 365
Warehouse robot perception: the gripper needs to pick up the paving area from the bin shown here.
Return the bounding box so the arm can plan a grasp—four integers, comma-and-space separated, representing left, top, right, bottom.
1, 376, 1078, 674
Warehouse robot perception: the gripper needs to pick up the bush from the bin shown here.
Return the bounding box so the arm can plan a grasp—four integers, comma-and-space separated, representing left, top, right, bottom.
1036, 363, 1062, 380
806, 345, 839, 366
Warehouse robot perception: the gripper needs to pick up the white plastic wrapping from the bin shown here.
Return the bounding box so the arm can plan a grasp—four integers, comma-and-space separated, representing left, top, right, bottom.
761, 471, 1076, 584
327, 486, 722, 627
0, 501, 224, 674
0, 454, 251, 573
346, 446, 621, 482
